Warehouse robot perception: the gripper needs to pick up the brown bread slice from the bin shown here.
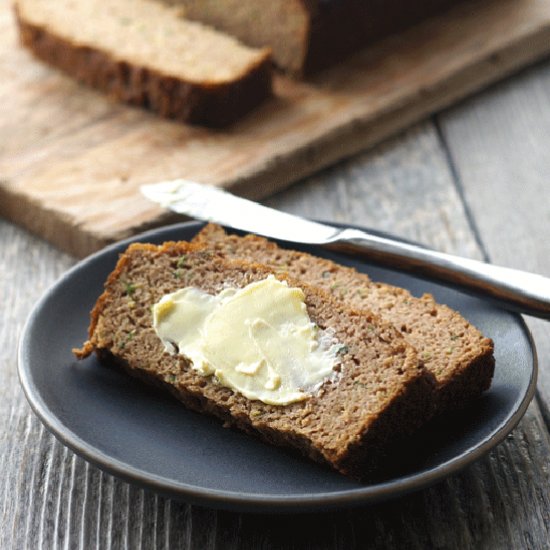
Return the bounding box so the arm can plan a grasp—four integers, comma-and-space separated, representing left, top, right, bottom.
164, 0, 461, 75
76, 241, 435, 477
14, 0, 272, 127
193, 224, 495, 411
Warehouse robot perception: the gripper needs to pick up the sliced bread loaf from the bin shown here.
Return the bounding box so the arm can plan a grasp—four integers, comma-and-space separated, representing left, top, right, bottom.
15, 0, 272, 126
193, 224, 495, 411
76, 241, 435, 477
165, 0, 461, 75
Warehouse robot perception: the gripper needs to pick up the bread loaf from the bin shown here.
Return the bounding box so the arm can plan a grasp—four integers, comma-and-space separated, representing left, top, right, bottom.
15, 0, 272, 126
76, 241, 435, 477
167, 0, 461, 75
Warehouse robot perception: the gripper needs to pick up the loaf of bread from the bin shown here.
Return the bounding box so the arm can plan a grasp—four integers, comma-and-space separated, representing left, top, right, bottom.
166, 0, 461, 75
14, 0, 272, 126
76, 241, 436, 477
193, 224, 495, 412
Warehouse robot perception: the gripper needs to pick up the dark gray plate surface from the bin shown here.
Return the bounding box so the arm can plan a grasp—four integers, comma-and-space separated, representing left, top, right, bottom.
18, 222, 537, 513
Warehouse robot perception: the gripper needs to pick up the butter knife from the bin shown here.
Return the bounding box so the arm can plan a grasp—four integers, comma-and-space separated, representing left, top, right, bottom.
141, 179, 550, 319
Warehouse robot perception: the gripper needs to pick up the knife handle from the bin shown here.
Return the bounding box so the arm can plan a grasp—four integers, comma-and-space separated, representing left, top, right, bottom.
330, 228, 550, 319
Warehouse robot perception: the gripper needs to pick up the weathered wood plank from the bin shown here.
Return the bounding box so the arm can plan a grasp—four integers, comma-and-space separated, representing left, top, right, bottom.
2, 120, 550, 549
3, 0, 550, 257
437, 59, 550, 426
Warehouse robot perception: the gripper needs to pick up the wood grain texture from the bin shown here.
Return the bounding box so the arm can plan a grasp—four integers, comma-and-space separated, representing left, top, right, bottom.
437, 60, 550, 429
3, 0, 550, 257
2, 117, 550, 549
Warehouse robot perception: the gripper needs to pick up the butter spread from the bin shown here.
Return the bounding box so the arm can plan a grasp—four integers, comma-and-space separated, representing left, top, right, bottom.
152, 276, 338, 405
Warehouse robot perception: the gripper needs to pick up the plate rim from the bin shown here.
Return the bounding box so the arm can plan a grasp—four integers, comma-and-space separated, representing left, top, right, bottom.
17, 221, 539, 513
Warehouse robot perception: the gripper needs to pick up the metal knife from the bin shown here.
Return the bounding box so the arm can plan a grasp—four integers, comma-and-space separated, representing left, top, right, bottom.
141, 179, 550, 320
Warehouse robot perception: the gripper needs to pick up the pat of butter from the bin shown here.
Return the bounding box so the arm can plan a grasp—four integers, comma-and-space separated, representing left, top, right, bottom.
152, 276, 338, 405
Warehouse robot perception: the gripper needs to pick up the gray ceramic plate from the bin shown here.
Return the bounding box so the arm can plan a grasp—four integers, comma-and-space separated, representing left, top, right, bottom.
18, 222, 537, 513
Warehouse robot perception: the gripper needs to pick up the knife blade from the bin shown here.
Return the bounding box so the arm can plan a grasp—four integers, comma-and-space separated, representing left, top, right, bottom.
141, 179, 550, 319
141, 179, 340, 244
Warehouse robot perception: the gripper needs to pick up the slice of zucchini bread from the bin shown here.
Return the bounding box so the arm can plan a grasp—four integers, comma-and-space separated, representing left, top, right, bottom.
15, 0, 272, 127
76, 241, 435, 477
193, 224, 495, 412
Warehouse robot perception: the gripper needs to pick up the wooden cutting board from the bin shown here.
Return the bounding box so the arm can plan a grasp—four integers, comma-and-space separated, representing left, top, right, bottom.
2, 0, 550, 257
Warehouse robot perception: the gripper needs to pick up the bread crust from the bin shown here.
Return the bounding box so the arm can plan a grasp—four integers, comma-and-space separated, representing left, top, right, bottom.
300, 0, 461, 74
15, 9, 272, 127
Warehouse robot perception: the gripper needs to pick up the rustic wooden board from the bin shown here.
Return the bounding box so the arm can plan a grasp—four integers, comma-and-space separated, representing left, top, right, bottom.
2, 0, 550, 257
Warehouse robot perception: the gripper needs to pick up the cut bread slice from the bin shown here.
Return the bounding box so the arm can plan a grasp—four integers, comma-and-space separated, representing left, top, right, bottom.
165, 0, 461, 75
76, 241, 435, 477
15, 0, 272, 126
193, 224, 495, 411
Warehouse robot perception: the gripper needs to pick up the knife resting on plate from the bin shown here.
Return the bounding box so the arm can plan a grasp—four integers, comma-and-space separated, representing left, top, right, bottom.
141, 179, 550, 320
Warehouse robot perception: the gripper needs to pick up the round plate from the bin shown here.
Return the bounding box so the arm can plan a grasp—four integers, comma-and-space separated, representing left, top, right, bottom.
18, 222, 537, 513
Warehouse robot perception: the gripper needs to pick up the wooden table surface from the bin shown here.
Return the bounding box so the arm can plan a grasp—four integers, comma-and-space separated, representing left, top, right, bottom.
2, 57, 550, 549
